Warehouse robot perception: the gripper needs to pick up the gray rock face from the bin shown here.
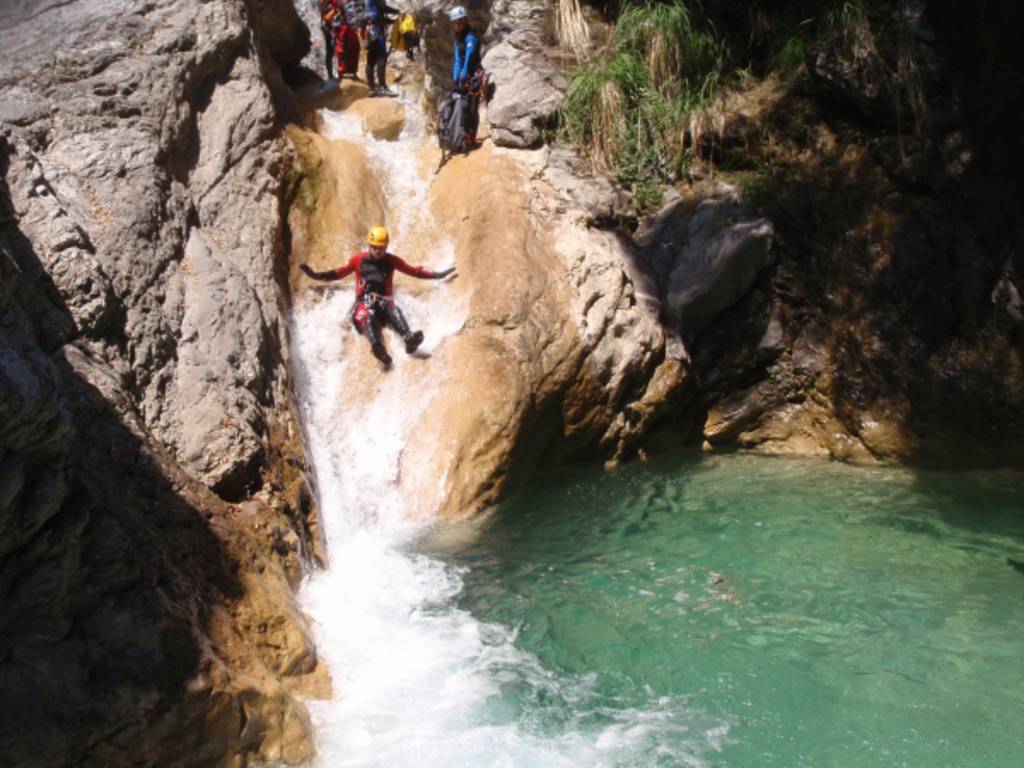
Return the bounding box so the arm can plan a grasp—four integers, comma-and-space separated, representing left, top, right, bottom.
483, 0, 566, 148
2, 0, 302, 498
540, 147, 631, 224
1, 0, 319, 765
641, 190, 774, 331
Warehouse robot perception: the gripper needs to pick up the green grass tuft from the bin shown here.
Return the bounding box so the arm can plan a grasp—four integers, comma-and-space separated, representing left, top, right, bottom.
558, 1, 726, 210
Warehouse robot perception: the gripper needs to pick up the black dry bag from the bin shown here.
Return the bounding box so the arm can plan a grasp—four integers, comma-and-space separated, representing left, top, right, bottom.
438, 91, 467, 154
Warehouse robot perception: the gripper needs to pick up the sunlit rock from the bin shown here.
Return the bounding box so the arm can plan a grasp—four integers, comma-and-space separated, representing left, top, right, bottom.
348, 97, 407, 141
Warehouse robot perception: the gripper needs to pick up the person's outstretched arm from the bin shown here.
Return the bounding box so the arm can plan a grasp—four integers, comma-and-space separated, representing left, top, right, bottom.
389, 255, 455, 279
300, 256, 357, 281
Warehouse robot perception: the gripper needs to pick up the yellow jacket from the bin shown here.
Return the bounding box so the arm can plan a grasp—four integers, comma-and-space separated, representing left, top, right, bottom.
390, 13, 416, 50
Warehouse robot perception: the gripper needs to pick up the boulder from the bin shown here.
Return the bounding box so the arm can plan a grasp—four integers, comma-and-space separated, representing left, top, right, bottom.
652, 192, 774, 331
484, 41, 566, 148
347, 97, 407, 140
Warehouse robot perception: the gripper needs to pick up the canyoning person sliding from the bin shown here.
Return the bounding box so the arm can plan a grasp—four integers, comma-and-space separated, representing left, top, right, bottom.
300, 226, 455, 368
450, 5, 483, 147
365, 0, 400, 96
318, 0, 342, 80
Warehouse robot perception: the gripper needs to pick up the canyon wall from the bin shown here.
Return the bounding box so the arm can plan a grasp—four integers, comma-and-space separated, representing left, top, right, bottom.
0, 0, 324, 764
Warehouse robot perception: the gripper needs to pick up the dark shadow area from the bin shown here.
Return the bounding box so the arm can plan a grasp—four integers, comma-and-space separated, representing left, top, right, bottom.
902, 466, 1024, 538
673, 5, 1024, 468
0, 135, 249, 768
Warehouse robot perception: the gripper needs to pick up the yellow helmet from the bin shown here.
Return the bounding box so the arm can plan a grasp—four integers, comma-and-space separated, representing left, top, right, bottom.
367, 226, 389, 248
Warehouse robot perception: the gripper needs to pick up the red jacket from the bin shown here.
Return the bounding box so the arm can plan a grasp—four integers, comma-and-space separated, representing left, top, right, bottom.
331, 251, 439, 298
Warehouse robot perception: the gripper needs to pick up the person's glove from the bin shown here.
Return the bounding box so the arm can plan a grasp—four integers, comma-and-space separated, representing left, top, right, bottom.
433, 266, 456, 279
300, 263, 334, 280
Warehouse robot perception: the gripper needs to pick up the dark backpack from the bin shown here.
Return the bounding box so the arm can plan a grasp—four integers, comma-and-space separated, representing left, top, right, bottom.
438, 91, 468, 154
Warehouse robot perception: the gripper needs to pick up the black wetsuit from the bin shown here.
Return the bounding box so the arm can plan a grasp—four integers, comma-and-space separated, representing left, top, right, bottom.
353, 256, 413, 348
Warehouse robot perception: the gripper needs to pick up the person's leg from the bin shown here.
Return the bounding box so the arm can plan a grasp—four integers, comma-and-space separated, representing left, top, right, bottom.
335, 25, 347, 75
322, 26, 335, 79
345, 28, 361, 77
376, 43, 389, 93
354, 302, 391, 365
381, 300, 423, 353
338, 26, 357, 77
466, 93, 480, 146
367, 317, 391, 364
365, 41, 379, 91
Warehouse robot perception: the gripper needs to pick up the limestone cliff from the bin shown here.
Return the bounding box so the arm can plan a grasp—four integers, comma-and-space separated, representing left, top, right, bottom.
1, 0, 323, 765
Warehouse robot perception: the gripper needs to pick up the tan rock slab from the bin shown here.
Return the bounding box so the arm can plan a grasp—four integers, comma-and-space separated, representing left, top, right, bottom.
347, 97, 407, 141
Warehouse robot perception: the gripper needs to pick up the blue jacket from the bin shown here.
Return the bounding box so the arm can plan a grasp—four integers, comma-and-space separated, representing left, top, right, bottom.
452, 29, 480, 83
365, 0, 396, 47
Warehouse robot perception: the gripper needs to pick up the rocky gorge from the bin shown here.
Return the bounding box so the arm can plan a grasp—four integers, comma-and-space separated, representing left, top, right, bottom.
2, 0, 1023, 765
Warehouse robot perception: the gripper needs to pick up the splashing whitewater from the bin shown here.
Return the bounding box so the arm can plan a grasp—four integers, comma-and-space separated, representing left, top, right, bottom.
288, 85, 726, 767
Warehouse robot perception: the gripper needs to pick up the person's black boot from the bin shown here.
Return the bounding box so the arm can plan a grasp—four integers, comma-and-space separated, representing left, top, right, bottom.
404, 331, 424, 354
371, 341, 392, 367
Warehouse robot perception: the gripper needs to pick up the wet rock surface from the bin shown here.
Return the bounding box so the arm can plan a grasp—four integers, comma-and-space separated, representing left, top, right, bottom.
421, 146, 688, 513
1, 0, 321, 765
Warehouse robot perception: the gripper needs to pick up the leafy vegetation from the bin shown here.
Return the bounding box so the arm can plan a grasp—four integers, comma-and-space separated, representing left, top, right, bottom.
555, 0, 929, 211
558, 1, 724, 210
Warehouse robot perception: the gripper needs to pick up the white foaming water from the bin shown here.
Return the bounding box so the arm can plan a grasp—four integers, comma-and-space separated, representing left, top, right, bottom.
290, 88, 724, 767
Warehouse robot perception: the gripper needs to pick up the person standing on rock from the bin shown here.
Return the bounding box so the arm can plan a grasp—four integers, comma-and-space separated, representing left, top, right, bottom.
449, 5, 483, 146
300, 226, 456, 368
318, 0, 342, 80
365, 0, 399, 95
336, 0, 365, 78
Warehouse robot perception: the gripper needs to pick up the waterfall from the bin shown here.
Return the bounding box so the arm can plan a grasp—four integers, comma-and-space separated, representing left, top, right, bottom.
287, 80, 721, 766
288, 87, 558, 767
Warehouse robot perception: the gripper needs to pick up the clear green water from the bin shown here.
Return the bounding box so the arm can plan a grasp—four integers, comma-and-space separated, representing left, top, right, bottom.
444, 453, 1024, 767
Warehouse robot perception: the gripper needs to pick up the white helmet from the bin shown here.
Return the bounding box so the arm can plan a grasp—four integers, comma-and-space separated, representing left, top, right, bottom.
448, 5, 468, 22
